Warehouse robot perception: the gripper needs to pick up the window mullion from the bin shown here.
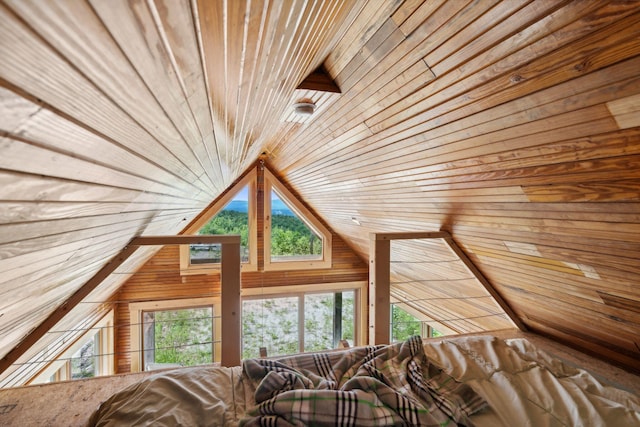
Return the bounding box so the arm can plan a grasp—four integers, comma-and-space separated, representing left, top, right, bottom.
333, 292, 342, 348
299, 294, 304, 353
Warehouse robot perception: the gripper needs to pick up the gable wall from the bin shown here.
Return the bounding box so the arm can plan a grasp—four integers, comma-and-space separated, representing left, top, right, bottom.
113, 165, 368, 372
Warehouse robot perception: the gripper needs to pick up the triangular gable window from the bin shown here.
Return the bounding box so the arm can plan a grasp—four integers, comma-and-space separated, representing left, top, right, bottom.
180, 169, 257, 274
263, 168, 331, 271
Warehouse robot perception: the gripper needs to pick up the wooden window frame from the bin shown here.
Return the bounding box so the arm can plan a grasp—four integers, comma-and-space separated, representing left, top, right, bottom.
29, 310, 114, 384
179, 169, 258, 275
241, 281, 366, 353
263, 168, 332, 271
129, 297, 221, 372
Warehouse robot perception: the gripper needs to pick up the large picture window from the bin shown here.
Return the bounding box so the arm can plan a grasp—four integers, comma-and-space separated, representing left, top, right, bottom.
130, 283, 365, 371
129, 298, 221, 372
241, 283, 364, 359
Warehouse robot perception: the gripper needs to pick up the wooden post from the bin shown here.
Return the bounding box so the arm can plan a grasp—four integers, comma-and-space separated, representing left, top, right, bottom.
220, 240, 241, 367
369, 234, 390, 345
0, 235, 243, 376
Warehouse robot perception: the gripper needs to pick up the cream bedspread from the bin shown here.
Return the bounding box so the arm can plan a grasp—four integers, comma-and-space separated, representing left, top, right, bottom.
90, 365, 253, 426
90, 336, 640, 426
423, 335, 640, 427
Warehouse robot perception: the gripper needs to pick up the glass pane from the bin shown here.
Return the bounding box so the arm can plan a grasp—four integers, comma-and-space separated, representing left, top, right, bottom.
190, 243, 221, 264
391, 305, 421, 342
144, 307, 213, 369
270, 189, 322, 262
304, 293, 334, 352
192, 185, 250, 264
70, 338, 96, 379
341, 291, 355, 347
242, 296, 299, 358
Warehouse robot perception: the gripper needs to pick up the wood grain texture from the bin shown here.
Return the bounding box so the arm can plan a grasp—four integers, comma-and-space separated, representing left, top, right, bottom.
1, 0, 640, 384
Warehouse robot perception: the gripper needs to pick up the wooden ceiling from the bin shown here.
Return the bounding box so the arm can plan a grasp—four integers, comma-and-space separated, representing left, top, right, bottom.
1, 0, 639, 382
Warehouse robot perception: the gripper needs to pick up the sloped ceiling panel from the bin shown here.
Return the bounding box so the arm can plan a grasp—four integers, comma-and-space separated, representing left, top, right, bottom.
1, 0, 640, 381
0, 0, 362, 381
265, 1, 640, 371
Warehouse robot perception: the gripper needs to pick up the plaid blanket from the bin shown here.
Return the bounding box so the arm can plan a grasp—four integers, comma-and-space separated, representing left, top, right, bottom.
241, 336, 486, 426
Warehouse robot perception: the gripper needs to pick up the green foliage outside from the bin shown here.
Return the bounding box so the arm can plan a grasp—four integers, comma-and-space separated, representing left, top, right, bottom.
391, 305, 422, 342
153, 308, 212, 366
242, 297, 299, 359
303, 294, 333, 352
271, 215, 321, 256
341, 293, 355, 345
199, 210, 249, 247
242, 292, 355, 358
194, 209, 322, 259
391, 305, 442, 340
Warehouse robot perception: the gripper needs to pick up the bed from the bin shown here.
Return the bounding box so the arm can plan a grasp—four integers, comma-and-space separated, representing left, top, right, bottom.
89, 333, 640, 426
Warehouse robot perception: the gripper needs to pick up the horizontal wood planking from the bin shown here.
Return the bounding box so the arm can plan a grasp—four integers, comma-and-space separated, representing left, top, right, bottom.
0, 3, 214, 195
265, 1, 640, 372
114, 233, 367, 372
2, 0, 640, 383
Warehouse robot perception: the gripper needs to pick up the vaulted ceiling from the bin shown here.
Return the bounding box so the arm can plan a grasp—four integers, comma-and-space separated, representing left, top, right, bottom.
1, 0, 639, 384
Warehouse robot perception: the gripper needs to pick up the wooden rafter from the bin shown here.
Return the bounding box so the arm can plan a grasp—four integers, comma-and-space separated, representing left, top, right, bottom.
369, 231, 526, 345
0, 235, 241, 375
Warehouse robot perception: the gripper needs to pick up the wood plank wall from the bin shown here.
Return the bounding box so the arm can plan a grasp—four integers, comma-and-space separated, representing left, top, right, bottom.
0, 0, 222, 384
113, 166, 367, 372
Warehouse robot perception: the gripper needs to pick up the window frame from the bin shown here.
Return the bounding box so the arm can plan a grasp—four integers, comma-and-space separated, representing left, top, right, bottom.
129, 297, 221, 372
29, 310, 114, 384
263, 168, 332, 271
129, 282, 365, 369
241, 281, 366, 357
179, 169, 257, 275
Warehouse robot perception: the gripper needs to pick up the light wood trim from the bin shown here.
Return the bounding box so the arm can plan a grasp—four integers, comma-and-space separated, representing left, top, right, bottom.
368, 231, 527, 343
369, 234, 390, 345
263, 168, 332, 271
443, 237, 527, 332
129, 297, 220, 372
133, 235, 243, 245
183, 168, 257, 233
220, 241, 241, 366
179, 168, 258, 274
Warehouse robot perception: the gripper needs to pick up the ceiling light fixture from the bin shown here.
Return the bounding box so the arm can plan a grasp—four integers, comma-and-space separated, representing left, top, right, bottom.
293, 100, 316, 116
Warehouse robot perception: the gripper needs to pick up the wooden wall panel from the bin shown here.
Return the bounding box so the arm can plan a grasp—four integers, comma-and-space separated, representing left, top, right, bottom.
114, 236, 367, 373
